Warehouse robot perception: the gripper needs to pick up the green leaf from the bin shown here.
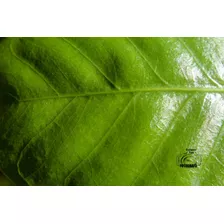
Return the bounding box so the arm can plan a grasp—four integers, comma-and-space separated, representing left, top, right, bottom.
0, 37, 224, 186
0, 171, 14, 186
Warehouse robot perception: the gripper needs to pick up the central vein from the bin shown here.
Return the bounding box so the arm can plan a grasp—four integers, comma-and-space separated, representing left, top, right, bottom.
19, 87, 224, 102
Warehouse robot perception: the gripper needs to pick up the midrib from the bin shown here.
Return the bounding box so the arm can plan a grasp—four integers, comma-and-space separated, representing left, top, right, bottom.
18, 87, 224, 102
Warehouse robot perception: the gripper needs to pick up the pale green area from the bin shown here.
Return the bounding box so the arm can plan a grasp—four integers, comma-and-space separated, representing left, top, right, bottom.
0, 37, 224, 186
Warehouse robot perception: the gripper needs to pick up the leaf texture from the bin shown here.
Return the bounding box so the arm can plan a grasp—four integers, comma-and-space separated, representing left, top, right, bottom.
0, 37, 224, 186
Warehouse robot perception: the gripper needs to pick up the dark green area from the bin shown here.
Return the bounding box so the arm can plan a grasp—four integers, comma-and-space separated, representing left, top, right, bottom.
0, 171, 13, 186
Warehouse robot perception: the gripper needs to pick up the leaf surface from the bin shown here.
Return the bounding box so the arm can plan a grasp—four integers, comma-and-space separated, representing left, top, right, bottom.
0, 37, 224, 185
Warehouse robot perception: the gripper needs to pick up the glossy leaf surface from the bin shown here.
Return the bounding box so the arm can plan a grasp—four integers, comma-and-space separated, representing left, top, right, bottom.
0, 37, 224, 185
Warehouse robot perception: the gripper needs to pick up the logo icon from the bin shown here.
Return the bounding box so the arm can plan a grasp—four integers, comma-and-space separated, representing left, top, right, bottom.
177, 149, 202, 168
